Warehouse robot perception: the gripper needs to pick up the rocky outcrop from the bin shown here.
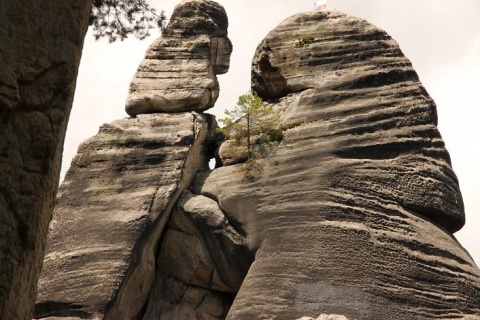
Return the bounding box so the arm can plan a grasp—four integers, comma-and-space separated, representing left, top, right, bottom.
0, 1, 91, 319
198, 11, 480, 319
34, 113, 215, 319
125, 0, 232, 116
34, 7, 480, 320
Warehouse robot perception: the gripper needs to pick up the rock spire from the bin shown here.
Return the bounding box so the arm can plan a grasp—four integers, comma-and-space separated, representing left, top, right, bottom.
125, 0, 232, 116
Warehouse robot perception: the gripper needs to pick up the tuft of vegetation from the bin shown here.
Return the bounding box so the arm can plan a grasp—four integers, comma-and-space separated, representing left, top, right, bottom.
242, 159, 263, 183
295, 36, 315, 48
90, 0, 167, 42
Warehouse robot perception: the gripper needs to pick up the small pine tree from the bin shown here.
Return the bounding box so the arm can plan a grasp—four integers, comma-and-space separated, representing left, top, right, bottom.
218, 91, 281, 159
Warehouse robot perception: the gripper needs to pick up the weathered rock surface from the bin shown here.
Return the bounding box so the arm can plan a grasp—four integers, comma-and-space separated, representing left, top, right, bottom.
34, 8, 480, 320
0, 1, 91, 319
140, 190, 251, 319
34, 113, 214, 319
125, 0, 232, 116
198, 11, 480, 319
298, 315, 350, 320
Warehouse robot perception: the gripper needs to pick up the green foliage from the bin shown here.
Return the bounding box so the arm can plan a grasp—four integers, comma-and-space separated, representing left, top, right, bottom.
90, 0, 167, 42
283, 121, 302, 130
218, 91, 281, 159
295, 36, 315, 48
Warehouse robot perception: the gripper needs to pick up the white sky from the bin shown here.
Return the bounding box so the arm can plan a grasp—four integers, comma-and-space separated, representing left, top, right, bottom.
65, 0, 480, 265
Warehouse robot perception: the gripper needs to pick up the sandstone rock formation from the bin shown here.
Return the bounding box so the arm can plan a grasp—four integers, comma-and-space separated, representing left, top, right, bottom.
125, 0, 232, 116
34, 113, 216, 319
35, 1, 242, 319
34, 7, 480, 320
0, 1, 91, 319
206, 11, 480, 319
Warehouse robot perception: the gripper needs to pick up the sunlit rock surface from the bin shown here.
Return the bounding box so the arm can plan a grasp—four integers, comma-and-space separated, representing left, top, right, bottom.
125, 0, 232, 116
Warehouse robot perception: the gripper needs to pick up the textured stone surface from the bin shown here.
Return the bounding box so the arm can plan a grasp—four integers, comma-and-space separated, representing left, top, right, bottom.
298, 315, 350, 320
34, 113, 213, 320
140, 190, 251, 319
33, 9, 480, 320
125, 0, 232, 116
191, 11, 480, 319
0, 1, 91, 319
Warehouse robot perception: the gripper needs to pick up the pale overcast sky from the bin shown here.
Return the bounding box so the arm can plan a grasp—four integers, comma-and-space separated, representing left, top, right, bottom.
65, 0, 480, 265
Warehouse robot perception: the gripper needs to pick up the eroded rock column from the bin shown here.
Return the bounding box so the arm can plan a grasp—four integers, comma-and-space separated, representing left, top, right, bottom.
34, 1, 235, 319
125, 0, 232, 115
35, 113, 213, 320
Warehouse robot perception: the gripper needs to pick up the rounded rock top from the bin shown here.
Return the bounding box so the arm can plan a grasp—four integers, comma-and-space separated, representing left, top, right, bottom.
125, 0, 231, 116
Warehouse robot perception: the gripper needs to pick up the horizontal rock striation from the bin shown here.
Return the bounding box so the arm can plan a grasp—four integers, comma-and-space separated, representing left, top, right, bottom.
34, 113, 214, 320
125, 0, 232, 116
34, 8, 480, 320
197, 11, 480, 319
251, 11, 464, 233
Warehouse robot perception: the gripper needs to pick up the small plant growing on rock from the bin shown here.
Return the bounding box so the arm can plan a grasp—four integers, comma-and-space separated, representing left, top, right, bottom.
295, 36, 315, 47
218, 91, 282, 159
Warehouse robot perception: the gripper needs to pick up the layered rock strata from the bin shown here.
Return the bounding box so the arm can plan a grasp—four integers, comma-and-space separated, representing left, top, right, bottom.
34, 7, 480, 320
200, 11, 480, 319
125, 0, 232, 116
0, 1, 92, 319
34, 113, 214, 319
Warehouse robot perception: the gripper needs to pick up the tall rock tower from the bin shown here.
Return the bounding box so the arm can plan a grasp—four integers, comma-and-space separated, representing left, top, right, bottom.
34, 1, 237, 319
125, 0, 232, 115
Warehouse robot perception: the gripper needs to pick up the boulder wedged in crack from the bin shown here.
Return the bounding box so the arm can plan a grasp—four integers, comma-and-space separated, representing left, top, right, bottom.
140, 190, 252, 319
34, 112, 213, 320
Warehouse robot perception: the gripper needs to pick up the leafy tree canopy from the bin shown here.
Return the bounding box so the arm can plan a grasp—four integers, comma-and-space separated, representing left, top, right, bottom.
90, 0, 167, 42
218, 91, 282, 159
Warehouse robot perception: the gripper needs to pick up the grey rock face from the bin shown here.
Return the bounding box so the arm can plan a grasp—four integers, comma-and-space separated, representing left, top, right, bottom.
34, 113, 213, 319
125, 0, 232, 116
0, 1, 91, 319
34, 8, 480, 320
252, 11, 464, 233
193, 11, 480, 319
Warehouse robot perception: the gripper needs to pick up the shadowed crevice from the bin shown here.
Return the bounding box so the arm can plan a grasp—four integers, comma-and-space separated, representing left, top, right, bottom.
33, 301, 92, 319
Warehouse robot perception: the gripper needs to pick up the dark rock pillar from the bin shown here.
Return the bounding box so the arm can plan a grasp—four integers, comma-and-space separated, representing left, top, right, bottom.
0, 1, 92, 319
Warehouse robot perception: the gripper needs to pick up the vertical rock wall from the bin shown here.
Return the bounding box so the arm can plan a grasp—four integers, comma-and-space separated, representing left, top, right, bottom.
0, 1, 91, 319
